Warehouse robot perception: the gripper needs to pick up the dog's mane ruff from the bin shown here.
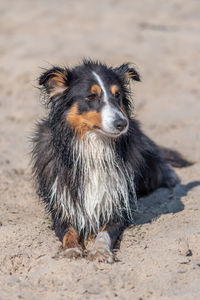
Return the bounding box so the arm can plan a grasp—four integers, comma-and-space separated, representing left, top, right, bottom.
49, 131, 137, 237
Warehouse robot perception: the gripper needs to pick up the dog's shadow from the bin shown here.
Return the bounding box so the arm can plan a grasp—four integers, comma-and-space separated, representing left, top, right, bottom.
133, 180, 200, 225
115, 181, 200, 252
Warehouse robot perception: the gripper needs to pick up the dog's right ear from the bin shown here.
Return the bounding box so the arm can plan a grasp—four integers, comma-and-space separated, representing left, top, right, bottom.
39, 67, 71, 99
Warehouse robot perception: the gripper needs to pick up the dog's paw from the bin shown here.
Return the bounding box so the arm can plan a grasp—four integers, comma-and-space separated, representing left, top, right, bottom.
61, 247, 83, 259
88, 246, 114, 263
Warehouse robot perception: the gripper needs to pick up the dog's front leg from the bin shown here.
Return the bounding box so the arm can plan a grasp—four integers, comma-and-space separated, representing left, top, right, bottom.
88, 221, 125, 263
61, 226, 83, 258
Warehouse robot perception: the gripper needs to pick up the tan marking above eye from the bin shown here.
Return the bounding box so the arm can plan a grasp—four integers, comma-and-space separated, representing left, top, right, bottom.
66, 103, 102, 137
90, 84, 101, 96
111, 85, 119, 96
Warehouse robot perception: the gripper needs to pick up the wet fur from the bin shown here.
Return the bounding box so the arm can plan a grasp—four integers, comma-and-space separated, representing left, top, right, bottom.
31, 60, 190, 247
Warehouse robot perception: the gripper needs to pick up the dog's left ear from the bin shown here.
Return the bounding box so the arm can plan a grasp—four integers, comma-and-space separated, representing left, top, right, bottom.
39, 67, 71, 99
113, 63, 141, 82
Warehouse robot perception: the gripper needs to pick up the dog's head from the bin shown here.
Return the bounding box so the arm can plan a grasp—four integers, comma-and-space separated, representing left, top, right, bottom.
39, 60, 140, 138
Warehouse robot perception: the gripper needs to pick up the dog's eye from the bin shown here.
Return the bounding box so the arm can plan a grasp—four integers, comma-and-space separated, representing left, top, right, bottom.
115, 91, 121, 98
86, 94, 97, 101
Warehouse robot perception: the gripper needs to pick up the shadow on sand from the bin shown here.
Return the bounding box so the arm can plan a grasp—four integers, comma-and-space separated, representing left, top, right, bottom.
133, 181, 200, 225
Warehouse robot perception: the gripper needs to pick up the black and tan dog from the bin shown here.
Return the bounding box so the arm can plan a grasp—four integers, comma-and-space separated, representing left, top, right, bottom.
32, 60, 191, 263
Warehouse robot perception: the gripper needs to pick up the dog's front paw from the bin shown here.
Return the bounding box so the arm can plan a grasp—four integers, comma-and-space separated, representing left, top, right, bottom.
88, 231, 114, 263
61, 247, 83, 259
88, 245, 114, 263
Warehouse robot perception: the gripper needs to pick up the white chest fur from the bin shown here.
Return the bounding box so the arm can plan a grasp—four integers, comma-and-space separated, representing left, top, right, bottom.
51, 132, 136, 236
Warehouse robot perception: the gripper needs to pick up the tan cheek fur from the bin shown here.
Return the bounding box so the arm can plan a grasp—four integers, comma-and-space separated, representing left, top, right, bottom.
66, 103, 102, 137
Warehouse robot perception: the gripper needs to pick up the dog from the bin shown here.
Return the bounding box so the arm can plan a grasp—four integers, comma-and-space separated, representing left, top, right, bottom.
31, 60, 191, 263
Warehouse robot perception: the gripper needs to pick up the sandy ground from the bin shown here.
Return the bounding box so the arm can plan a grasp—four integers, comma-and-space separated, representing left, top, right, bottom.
0, 0, 200, 299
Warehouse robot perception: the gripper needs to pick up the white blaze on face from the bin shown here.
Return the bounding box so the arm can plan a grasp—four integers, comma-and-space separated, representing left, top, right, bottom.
92, 71, 126, 134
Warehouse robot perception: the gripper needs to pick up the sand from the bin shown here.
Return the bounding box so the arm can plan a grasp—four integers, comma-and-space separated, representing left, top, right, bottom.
0, 0, 200, 299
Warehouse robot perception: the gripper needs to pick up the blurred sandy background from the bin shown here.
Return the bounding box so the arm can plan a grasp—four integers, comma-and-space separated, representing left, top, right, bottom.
0, 1, 200, 299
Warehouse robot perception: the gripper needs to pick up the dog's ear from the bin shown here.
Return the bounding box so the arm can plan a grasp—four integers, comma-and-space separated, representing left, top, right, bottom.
39, 67, 71, 99
114, 63, 140, 82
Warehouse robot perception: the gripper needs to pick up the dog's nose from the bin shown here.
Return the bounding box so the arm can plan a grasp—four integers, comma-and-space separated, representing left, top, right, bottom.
114, 118, 127, 131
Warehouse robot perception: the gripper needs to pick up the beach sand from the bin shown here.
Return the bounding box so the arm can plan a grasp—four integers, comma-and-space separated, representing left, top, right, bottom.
0, 1, 200, 299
